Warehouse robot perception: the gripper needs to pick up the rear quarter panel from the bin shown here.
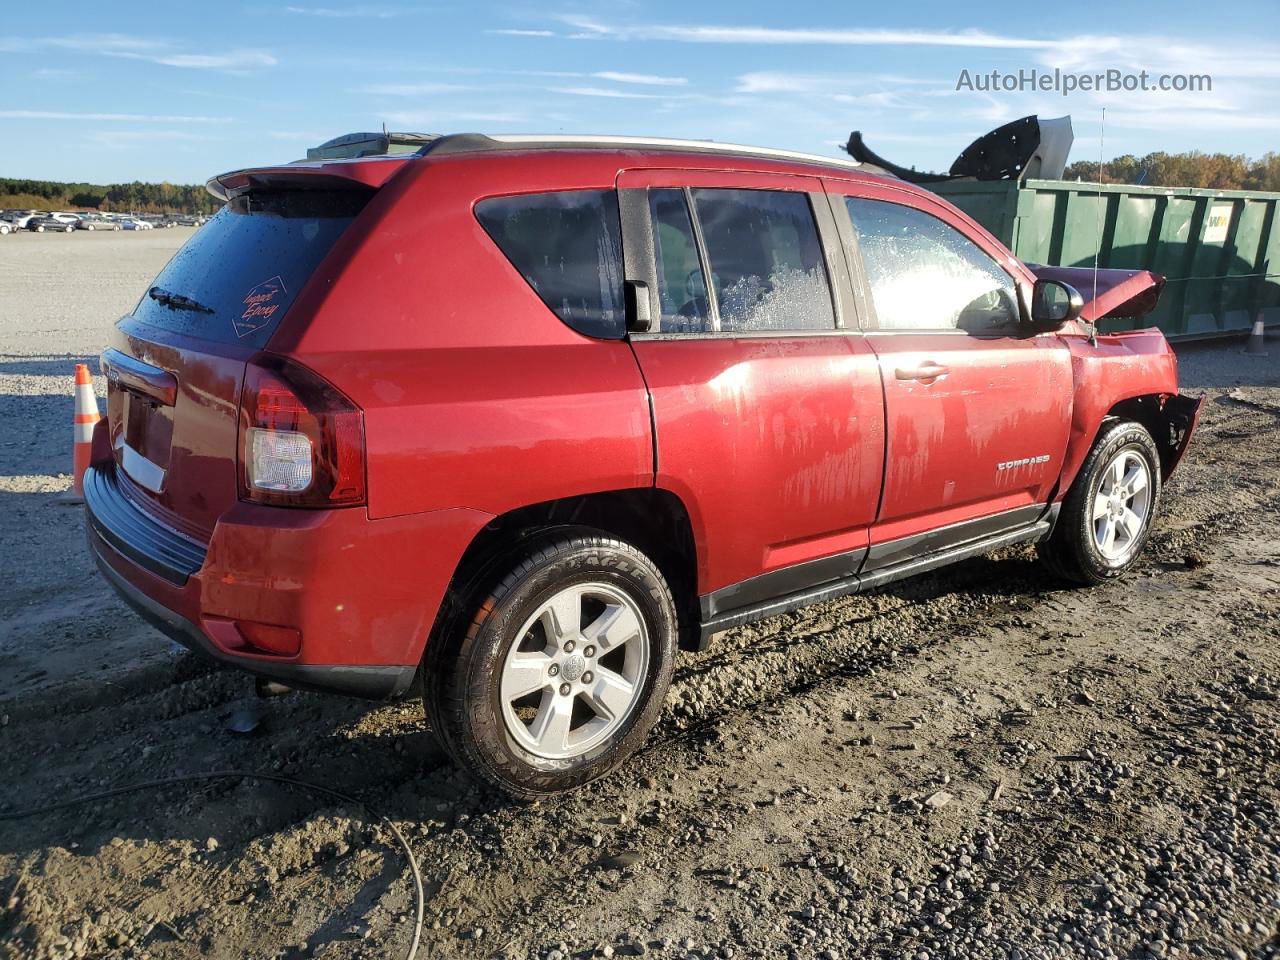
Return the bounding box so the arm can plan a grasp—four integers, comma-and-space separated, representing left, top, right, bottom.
269, 153, 654, 521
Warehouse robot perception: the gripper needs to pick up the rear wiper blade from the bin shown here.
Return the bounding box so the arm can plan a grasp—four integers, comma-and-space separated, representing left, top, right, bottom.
148, 286, 214, 314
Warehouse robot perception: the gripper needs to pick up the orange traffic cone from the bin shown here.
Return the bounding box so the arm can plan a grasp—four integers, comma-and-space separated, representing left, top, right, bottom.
1243, 316, 1268, 357
72, 363, 100, 498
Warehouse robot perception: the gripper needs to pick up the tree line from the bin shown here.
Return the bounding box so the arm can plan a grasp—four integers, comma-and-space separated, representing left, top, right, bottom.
1061, 151, 1280, 192
0, 177, 219, 214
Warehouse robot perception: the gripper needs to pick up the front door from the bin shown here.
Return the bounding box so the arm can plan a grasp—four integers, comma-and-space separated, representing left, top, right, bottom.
833, 188, 1073, 566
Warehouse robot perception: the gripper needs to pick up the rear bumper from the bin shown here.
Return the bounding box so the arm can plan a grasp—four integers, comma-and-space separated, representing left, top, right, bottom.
90, 538, 417, 698
84, 462, 492, 699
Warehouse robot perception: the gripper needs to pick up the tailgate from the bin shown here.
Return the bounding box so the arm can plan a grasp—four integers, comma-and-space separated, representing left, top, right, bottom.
102, 188, 372, 538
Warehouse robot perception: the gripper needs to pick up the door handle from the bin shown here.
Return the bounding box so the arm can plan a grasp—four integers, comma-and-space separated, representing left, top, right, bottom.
101, 348, 178, 406
894, 362, 950, 383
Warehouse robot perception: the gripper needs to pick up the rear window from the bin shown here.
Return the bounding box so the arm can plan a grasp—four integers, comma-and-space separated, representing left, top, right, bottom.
130, 190, 369, 348
475, 189, 625, 339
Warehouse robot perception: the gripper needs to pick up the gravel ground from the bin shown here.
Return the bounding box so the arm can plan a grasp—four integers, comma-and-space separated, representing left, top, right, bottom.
0, 230, 1277, 960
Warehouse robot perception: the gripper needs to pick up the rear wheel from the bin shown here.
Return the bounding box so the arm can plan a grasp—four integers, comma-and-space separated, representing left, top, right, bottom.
425, 531, 677, 798
1039, 420, 1161, 585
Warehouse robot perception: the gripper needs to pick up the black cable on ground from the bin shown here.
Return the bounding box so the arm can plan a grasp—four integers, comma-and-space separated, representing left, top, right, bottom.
0, 770, 424, 960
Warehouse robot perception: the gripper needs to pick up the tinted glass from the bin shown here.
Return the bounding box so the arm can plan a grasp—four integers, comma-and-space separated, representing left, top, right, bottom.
131, 190, 368, 348
649, 189, 710, 333
690, 188, 835, 332
846, 197, 1019, 333
476, 189, 625, 339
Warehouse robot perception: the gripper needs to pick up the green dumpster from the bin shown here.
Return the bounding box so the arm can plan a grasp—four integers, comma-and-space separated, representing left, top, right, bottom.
928, 179, 1280, 340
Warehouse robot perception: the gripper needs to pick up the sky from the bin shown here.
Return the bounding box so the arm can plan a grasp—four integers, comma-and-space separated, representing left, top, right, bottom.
2, 0, 1278, 186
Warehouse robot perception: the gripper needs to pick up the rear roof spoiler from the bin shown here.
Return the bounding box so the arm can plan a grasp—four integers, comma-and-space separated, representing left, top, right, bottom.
205, 156, 411, 202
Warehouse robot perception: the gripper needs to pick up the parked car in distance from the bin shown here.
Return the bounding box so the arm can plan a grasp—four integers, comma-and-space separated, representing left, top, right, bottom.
0, 218, 14, 235
120, 218, 153, 230
27, 215, 75, 233
76, 214, 121, 231
85, 133, 1204, 797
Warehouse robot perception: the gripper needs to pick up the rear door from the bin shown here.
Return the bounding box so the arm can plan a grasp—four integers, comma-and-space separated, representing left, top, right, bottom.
618, 168, 885, 614
102, 187, 370, 539
828, 183, 1072, 565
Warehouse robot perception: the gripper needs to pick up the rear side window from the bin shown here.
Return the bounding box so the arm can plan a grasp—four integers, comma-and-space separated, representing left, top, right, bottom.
476, 190, 625, 339
690, 188, 835, 332
131, 190, 368, 348
846, 197, 1018, 333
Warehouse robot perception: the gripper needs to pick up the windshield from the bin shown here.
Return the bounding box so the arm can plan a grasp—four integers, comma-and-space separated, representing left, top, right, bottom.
129, 189, 370, 348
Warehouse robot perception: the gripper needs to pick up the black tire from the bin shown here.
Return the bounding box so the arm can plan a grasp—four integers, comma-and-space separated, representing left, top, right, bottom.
424, 530, 678, 798
1039, 419, 1162, 585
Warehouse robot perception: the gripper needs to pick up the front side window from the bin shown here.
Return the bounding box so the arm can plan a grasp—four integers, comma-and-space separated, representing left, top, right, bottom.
475, 189, 624, 338
846, 197, 1018, 333
649, 188, 710, 333
690, 188, 836, 333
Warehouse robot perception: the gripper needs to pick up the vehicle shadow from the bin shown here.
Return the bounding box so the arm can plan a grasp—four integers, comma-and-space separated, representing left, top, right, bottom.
0, 354, 100, 379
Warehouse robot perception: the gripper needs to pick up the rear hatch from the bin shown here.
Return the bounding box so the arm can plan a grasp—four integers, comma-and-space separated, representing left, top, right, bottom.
103, 187, 372, 539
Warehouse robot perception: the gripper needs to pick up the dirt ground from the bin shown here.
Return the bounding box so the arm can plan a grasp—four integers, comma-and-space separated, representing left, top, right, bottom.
0, 230, 1277, 960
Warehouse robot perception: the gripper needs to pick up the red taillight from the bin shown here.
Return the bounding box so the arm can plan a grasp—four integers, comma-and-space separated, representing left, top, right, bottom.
238, 354, 366, 507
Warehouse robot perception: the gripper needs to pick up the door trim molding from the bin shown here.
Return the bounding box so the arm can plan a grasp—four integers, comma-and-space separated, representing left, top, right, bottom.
697, 504, 1057, 642
863, 503, 1044, 572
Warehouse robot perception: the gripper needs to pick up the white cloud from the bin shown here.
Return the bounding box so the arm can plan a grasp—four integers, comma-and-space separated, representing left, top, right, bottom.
0, 110, 230, 122
555, 17, 1056, 49
551, 16, 1280, 87
736, 71, 932, 95
552, 86, 669, 100
114, 49, 277, 69
592, 71, 687, 86
284, 5, 411, 17
487, 29, 556, 37
1, 33, 276, 71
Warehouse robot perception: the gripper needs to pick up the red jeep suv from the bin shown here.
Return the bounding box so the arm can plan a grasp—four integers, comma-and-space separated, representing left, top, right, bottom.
86, 133, 1202, 796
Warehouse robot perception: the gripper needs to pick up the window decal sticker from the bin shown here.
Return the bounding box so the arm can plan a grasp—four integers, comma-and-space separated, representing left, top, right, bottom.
236, 276, 289, 338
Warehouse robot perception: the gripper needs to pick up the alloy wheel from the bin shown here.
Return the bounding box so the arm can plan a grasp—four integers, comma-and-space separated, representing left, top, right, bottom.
1092, 449, 1152, 562
499, 582, 649, 760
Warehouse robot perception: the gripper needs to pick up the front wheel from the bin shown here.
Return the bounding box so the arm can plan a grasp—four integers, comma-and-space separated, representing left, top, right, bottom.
425, 532, 677, 798
1039, 420, 1162, 585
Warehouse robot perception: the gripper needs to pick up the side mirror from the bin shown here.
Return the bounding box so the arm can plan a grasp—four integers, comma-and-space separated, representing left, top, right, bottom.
1030, 279, 1083, 331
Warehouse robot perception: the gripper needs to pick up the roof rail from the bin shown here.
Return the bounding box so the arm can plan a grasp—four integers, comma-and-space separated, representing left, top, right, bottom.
417, 133, 889, 176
